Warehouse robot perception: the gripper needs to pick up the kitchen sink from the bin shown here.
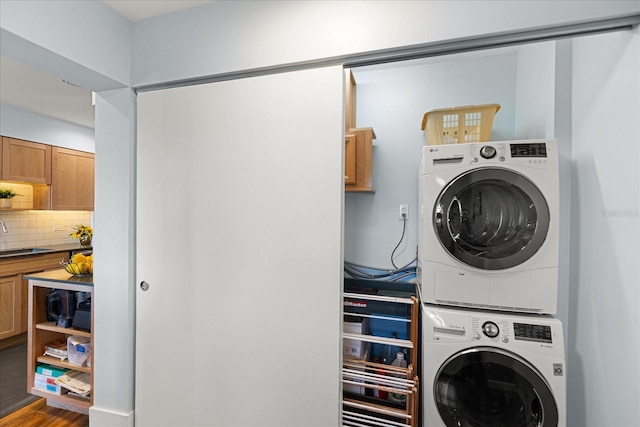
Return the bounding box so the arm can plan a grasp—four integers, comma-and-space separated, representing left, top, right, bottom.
0, 247, 55, 258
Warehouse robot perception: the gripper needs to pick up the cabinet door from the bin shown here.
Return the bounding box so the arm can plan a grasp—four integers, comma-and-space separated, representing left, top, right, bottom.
344, 128, 376, 192
51, 147, 95, 210
345, 134, 357, 185
1, 137, 52, 184
0, 274, 22, 340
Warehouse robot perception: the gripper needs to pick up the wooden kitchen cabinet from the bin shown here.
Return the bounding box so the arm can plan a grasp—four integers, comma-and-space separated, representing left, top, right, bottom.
0, 252, 71, 340
51, 147, 94, 211
343, 70, 377, 193
0, 274, 22, 340
345, 127, 376, 193
1, 137, 52, 184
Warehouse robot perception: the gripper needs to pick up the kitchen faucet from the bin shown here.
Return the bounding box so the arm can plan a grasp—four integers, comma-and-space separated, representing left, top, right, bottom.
0, 218, 7, 233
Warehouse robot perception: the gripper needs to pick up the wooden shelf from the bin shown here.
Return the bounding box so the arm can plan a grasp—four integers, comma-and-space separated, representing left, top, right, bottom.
35, 322, 91, 338
35, 356, 91, 373
29, 387, 91, 410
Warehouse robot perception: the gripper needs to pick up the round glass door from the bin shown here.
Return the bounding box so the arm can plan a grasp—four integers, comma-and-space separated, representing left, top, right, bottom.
433, 168, 550, 270
434, 347, 558, 427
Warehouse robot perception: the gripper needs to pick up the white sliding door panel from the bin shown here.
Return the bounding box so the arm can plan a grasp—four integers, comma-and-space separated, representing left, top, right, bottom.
136, 66, 344, 426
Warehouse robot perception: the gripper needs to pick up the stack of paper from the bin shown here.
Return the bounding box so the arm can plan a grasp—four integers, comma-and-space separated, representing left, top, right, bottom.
43, 340, 68, 361
55, 370, 91, 397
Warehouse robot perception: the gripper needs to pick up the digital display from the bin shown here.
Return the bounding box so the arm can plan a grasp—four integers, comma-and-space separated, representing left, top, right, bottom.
510, 143, 547, 158
514, 323, 552, 343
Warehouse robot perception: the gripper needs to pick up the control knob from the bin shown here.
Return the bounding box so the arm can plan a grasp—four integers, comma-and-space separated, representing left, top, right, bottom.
482, 321, 499, 338
480, 145, 497, 159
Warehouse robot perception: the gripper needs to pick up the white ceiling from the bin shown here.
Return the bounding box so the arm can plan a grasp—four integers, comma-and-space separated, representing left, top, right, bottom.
103, 0, 217, 22
0, 1, 217, 130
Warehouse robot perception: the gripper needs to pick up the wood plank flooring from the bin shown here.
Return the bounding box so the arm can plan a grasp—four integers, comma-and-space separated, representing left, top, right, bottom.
0, 398, 88, 427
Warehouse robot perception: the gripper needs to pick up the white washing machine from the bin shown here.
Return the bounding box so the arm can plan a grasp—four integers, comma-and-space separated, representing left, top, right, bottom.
418, 139, 559, 313
421, 303, 566, 427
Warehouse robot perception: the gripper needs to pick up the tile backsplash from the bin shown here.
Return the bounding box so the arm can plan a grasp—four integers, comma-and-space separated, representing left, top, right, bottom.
0, 209, 94, 250
0, 182, 34, 209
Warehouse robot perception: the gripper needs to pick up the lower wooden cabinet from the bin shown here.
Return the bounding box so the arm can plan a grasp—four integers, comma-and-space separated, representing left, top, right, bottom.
345, 127, 376, 193
0, 252, 71, 341
0, 274, 22, 340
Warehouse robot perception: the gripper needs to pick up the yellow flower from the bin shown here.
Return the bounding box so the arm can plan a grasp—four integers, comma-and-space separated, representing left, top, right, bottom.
70, 224, 93, 239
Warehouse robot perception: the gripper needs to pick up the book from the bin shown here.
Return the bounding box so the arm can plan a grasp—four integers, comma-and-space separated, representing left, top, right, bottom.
36, 363, 69, 378
34, 373, 66, 395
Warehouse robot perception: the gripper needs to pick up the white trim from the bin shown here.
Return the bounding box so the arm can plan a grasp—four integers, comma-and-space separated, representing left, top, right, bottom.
89, 406, 134, 427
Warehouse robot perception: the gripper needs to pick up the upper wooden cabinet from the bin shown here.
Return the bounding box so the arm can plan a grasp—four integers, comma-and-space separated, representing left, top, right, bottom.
344, 70, 377, 193
1, 137, 52, 184
345, 128, 376, 193
345, 70, 357, 132
51, 147, 95, 211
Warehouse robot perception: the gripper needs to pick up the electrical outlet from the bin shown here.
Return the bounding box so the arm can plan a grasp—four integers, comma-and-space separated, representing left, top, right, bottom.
52, 223, 65, 231
399, 204, 409, 220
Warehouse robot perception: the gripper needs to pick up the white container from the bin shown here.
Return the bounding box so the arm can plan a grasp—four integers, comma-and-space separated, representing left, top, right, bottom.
67, 335, 91, 367
343, 317, 368, 359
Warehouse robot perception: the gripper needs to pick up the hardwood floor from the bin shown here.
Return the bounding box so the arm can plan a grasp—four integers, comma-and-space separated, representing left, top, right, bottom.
0, 398, 88, 427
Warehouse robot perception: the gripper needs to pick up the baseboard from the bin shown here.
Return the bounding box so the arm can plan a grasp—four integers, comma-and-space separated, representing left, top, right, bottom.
89, 406, 134, 427
0, 332, 27, 350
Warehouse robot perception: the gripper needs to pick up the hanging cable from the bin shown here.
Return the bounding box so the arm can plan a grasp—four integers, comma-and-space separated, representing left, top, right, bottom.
345, 257, 416, 273
390, 214, 407, 269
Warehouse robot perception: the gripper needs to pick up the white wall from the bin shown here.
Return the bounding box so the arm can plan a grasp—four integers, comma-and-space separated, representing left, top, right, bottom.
131, 0, 640, 87
568, 28, 639, 427
90, 88, 136, 425
0, 103, 94, 152
0, 0, 130, 90
346, 49, 520, 269
515, 43, 557, 140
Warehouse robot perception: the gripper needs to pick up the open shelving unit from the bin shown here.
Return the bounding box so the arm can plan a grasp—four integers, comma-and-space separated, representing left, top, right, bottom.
27, 277, 93, 413
342, 282, 420, 427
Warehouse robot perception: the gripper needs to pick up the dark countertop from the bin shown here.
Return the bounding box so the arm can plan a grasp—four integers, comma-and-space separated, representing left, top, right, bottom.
24, 268, 94, 286
0, 243, 91, 259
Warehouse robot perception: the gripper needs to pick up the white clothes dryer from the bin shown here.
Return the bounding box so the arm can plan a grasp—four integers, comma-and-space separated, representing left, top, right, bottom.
418, 139, 559, 313
421, 303, 566, 427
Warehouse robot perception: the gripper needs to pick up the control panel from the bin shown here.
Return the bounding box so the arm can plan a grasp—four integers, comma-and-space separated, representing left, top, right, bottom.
469, 143, 507, 164
510, 143, 548, 158
471, 317, 511, 343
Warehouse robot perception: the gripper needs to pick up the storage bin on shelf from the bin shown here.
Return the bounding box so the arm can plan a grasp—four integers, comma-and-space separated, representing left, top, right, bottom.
421, 103, 500, 145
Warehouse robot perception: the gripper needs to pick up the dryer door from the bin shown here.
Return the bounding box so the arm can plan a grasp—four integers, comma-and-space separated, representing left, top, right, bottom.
434, 167, 550, 270
434, 347, 558, 427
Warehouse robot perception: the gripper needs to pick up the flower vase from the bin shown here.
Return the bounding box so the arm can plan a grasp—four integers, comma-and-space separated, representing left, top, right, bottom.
79, 234, 92, 248
0, 199, 11, 209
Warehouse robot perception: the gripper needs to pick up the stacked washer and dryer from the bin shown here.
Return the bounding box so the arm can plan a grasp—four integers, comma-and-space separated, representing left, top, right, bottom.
417, 139, 566, 427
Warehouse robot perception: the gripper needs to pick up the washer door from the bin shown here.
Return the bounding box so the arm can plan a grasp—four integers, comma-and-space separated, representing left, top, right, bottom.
433, 168, 550, 270
434, 347, 558, 427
